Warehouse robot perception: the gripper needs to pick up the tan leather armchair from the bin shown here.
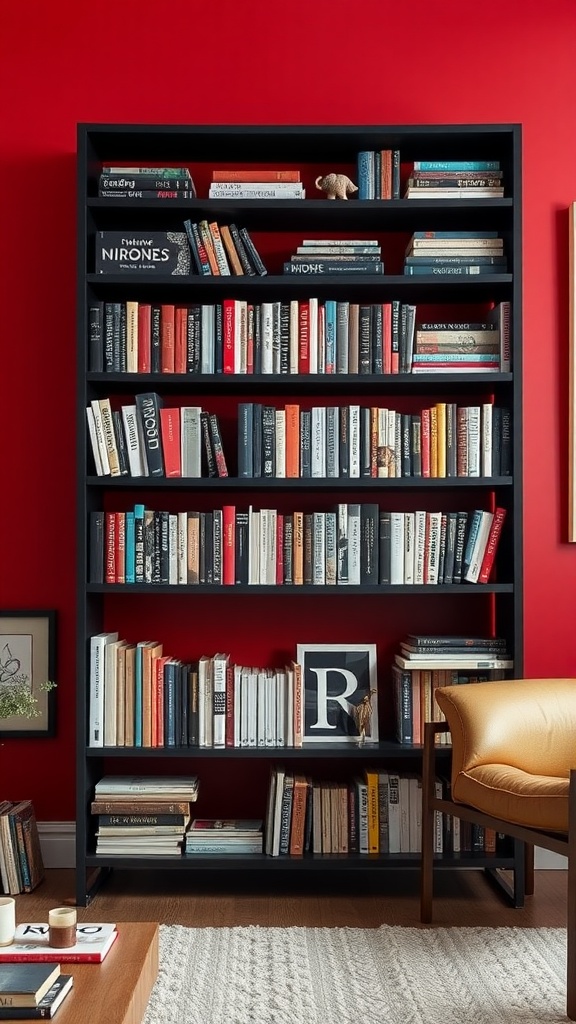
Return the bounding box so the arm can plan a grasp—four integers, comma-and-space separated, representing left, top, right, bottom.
420, 678, 576, 1019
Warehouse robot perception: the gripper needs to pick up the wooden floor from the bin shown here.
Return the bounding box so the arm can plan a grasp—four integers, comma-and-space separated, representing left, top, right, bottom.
14, 866, 568, 929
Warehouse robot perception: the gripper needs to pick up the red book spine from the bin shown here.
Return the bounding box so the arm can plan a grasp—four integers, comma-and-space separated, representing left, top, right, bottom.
276, 513, 284, 585
478, 507, 507, 583
137, 303, 151, 373
222, 299, 235, 373
222, 505, 236, 585
421, 408, 431, 478
225, 663, 235, 747
212, 170, 301, 182
159, 407, 181, 477
174, 306, 187, 373
105, 512, 116, 583
298, 302, 310, 374
382, 303, 392, 374
115, 512, 126, 584
246, 304, 254, 374
161, 304, 175, 373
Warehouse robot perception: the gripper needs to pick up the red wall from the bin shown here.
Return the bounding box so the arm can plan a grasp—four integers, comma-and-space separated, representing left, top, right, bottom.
1, 0, 575, 820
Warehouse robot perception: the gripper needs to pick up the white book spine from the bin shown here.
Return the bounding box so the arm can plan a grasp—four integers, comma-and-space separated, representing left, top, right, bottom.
311, 406, 326, 477
261, 302, 274, 374
313, 512, 326, 584
267, 510, 277, 585
90, 400, 111, 475
89, 633, 118, 748
121, 404, 148, 477
337, 503, 349, 584
309, 297, 319, 374
377, 408, 388, 478
201, 305, 215, 374
275, 671, 286, 747
414, 511, 427, 584
390, 513, 405, 584
212, 656, 227, 748
285, 669, 294, 747
86, 407, 104, 475
426, 511, 443, 584
125, 300, 139, 372
482, 403, 493, 476
177, 512, 187, 585
347, 504, 361, 585
247, 669, 258, 747
275, 410, 286, 478
395, 412, 402, 480
257, 670, 267, 747
233, 665, 242, 748
265, 671, 276, 747
387, 409, 397, 477
180, 407, 202, 478
349, 405, 360, 477
289, 300, 299, 374
466, 406, 481, 476
464, 510, 494, 582
248, 507, 260, 585
403, 512, 415, 584
168, 514, 178, 585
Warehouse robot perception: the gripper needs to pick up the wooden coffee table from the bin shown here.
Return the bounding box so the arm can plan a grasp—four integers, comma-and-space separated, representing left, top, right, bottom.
4, 923, 159, 1024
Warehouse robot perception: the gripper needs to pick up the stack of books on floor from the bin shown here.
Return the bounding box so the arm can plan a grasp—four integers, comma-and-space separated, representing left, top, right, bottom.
209, 169, 304, 199
92, 776, 198, 856
403, 231, 507, 276
403, 160, 504, 199
283, 239, 384, 275
0, 799, 44, 895
98, 165, 197, 199
185, 819, 263, 855
0, 964, 73, 1020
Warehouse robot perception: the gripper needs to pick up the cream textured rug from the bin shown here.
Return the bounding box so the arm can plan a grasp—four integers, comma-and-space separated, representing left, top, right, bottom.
143, 924, 568, 1024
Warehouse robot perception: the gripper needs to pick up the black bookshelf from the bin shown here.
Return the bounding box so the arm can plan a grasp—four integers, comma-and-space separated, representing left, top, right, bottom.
76, 122, 523, 905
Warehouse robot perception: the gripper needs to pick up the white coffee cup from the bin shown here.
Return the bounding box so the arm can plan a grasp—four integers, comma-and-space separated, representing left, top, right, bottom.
0, 896, 15, 946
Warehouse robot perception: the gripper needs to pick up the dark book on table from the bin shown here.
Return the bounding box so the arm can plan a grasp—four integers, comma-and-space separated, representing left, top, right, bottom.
0, 976, 73, 1020
95, 231, 192, 275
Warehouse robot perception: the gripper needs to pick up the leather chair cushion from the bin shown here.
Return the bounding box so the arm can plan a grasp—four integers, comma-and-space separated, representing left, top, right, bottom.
453, 763, 569, 832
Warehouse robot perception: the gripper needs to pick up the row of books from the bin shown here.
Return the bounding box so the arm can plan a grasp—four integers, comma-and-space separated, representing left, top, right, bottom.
88, 297, 511, 376
87, 392, 511, 481
404, 161, 504, 200
0, 800, 44, 896
86, 397, 228, 479
88, 633, 304, 749
283, 239, 384, 275
90, 503, 506, 589
265, 765, 512, 858
357, 150, 401, 200
392, 664, 508, 746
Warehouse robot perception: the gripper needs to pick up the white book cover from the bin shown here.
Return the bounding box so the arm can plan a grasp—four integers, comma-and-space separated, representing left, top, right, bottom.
466, 406, 481, 476
349, 405, 360, 477
169, 514, 178, 585
347, 504, 361, 585
89, 632, 119, 748
309, 297, 319, 374
390, 512, 405, 584
125, 300, 139, 372
261, 302, 274, 374
249, 507, 260, 585
275, 409, 286, 478
317, 305, 326, 374
403, 512, 415, 584
121, 404, 148, 477
86, 406, 104, 475
275, 671, 286, 747
257, 670, 267, 747
233, 664, 242, 748
98, 398, 121, 477
103, 637, 124, 747
289, 300, 299, 373
311, 406, 326, 477
180, 407, 202, 478
265, 671, 276, 746
266, 510, 277, 584
240, 668, 250, 747
90, 399, 110, 475
326, 406, 339, 477
198, 655, 208, 747
212, 653, 228, 749
247, 669, 258, 747
285, 667, 294, 747
387, 772, 401, 854
426, 511, 443, 584
177, 512, 187, 584
481, 403, 493, 476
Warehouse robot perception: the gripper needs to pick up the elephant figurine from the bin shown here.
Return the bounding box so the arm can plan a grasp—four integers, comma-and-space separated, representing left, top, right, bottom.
315, 173, 358, 200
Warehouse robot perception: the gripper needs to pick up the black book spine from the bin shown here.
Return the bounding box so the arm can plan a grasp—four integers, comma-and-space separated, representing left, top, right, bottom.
238, 403, 254, 478
152, 511, 162, 583
89, 511, 104, 584
104, 303, 115, 371
112, 410, 129, 476
119, 303, 127, 372
401, 413, 412, 477
252, 403, 263, 477
151, 306, 161, 373
186, 306, 198, 373
198, 512, 206, 584
339, 407, 349, 477
262, 406, 276, 477
442, 511, 458, 585
208, 413, 229, 477
214, 302, 224, 374
379, 511, 391, 584
235, 511, 250, 584
179, 663, 189, 746
283, 514, 294, 584
500, 407, 512, 475
303, 513, 314, 584
135, 392, 164, 476
89, 302, 104, 372
183, 219, 205, 275
200, 411, 217, 477
372, 303, 383, 373
300, 409, 311, 478
134, 507, 145, 583
280, 302, 290, 374
359, 305, 372, 374
204, 513, 214, 584
160, 510, 170, 584
360, 504, 379, 584
411, 416, 422, 477
453, 511, 469, 583
213, 511, 222, 585
239, 227, 268, 276
229, 224, 256, 276
360, 406, 372, 477
188, 666, 199, 747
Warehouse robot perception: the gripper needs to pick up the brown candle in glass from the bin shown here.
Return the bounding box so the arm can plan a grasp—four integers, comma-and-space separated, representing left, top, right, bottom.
48, 907, 77, 948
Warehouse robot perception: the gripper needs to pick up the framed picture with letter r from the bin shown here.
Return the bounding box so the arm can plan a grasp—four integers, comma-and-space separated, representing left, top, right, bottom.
296, 643, 378, 744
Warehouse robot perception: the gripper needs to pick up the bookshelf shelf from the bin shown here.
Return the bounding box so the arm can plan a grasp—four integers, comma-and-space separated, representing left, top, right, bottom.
77, 122, 522, 905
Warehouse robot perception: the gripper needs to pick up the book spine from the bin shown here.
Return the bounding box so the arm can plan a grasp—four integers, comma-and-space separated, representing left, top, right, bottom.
283, 262, 383, 274
99, 189, 197, 198
212, 170, 301, 182
135, 393, 164, 476
239, 228, 268, 276
404, 265, 504, 276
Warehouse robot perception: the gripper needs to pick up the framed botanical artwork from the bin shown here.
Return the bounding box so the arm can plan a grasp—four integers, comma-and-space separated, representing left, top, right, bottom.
565, 205, 569, 544
296, 643, 378, 744
0, 610, 57, 737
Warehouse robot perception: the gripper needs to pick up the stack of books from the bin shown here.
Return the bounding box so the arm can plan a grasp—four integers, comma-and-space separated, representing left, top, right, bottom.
183, 219, 267, 276
283, 239, 384, 275
185, 819, 263, 855
403, 160, 504, 199
0, 800, 44, 895
209, 169, 304, 199
0, 964, 73, 1020
98, 165, 196, 199
403, 231, 507, 277
93, 776, 199, 856
0, 923, 118, 966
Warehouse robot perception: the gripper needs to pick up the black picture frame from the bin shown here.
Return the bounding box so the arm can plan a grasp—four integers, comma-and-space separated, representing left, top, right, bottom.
0, 610, 57, 738
296, 643, 378, 744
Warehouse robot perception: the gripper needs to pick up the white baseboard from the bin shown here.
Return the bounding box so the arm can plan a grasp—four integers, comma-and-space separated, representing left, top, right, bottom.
37, 822, 76, 869
36, 822, 568, 871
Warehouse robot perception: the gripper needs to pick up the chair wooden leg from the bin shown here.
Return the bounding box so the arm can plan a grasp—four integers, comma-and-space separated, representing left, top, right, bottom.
524, 843, 535, 897
420, 724, 436, 923
567, 770, 576, 1020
